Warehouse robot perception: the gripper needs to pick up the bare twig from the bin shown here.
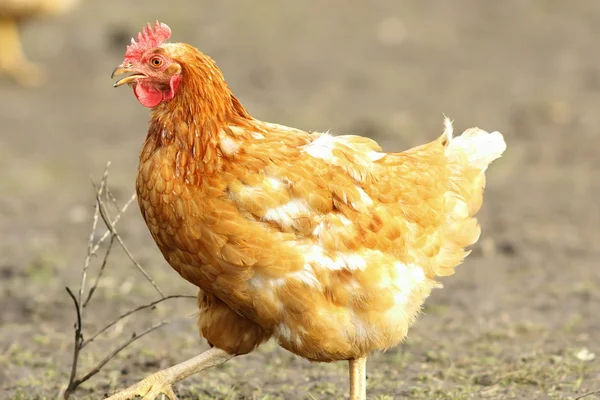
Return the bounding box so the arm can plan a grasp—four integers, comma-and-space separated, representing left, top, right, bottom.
96, 192, 165, 298
63, 166, 111, 400
62, 167, 194, 399
82, 294, 195, 348
78, 163, 110, 309
64, 287, 84, 398
106, 187, 122, 209
575, 391, 600, 400
88, 192, 136, 257
62, 291, 191, 399
82, 234, 115, 308
68, 320, 169, 391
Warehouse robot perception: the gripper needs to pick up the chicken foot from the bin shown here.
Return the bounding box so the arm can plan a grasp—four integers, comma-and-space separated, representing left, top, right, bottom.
0, 18, 44, 87
105, 347, 235, 400
349, 356, 367, 400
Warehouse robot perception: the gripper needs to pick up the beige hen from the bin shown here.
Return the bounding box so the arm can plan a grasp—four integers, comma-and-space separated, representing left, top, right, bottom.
108, 22, 507, 400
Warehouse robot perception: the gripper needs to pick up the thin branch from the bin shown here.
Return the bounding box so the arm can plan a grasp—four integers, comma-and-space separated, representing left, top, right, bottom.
62, 166, 185, 399
97, 193, 165, 298
88, 192, 136, 260
575, 392, 600, 400
69, 320, 169, 389
78, 163, 110, 308
82, 234, 116, 308
106, 187, 122, 209
82, 294, 194, 348
65, 287, 83, 396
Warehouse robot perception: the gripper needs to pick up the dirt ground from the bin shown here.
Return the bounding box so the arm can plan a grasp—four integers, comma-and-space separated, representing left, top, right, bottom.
1, 0, 599, 399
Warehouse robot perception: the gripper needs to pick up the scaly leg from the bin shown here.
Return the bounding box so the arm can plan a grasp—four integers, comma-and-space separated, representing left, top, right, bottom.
349, 356, 367, 400
0, 18, 45, 87
106, 347, 235, 400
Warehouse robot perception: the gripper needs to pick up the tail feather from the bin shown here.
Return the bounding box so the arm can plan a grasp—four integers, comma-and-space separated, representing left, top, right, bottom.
431, 117, 506, 277
443, 117, 507, 171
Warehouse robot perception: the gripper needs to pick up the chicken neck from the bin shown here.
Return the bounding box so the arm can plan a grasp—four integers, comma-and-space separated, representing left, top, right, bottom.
140, 51, 254, 178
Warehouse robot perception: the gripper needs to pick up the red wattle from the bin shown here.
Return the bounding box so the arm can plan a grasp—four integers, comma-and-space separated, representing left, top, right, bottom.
134, 83, 164, 108
133, 75, 181, 108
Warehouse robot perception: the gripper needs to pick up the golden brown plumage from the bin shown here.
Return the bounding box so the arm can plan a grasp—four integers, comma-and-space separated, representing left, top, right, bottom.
108, 22, 506, 400
0, 0, 77, 86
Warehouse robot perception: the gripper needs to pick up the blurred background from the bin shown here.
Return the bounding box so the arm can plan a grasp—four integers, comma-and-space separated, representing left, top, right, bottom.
1, 0, 599, 399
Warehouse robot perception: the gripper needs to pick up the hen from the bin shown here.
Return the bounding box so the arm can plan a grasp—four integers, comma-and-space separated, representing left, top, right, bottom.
0, 0, 77, 86
109, 22, 506, 400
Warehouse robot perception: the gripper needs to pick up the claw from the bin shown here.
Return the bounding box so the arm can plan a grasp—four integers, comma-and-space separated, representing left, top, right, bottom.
106, 376, 177, 400
106, 348, 234, 400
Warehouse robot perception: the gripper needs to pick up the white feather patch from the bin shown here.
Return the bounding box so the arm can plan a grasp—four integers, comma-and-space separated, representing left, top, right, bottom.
301, 244, 376, 272
266, 177, 285, 190
369, 151, 386, 161
304, 133, 335, 162
276, 323, 293, 342
263, 199, 311, 230
391, 262, 426, 306
218, 132, 240, 155
247, 276, 284, 310
352, 186, 373, 210
443, 117, 506, 171
275, 323, 303, 346
288, 265, 322, 288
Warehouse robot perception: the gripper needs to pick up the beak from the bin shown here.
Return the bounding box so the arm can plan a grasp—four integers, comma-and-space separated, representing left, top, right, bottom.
112, 65, 146, 87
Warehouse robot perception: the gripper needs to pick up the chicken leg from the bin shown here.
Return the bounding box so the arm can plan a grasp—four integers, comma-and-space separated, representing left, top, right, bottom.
0, 18, 44, 87
106, 347, 235, 400
349, 356, 367, 400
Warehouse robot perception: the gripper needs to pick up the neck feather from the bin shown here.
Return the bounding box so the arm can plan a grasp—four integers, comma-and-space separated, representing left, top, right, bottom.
141, 47, 252, 180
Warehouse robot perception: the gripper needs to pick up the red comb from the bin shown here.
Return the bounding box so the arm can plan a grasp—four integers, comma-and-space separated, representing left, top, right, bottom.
124, 21, 171, 60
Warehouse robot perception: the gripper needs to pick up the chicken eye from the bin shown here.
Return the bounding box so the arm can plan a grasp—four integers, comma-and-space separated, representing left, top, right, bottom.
150, 57, 163, 67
